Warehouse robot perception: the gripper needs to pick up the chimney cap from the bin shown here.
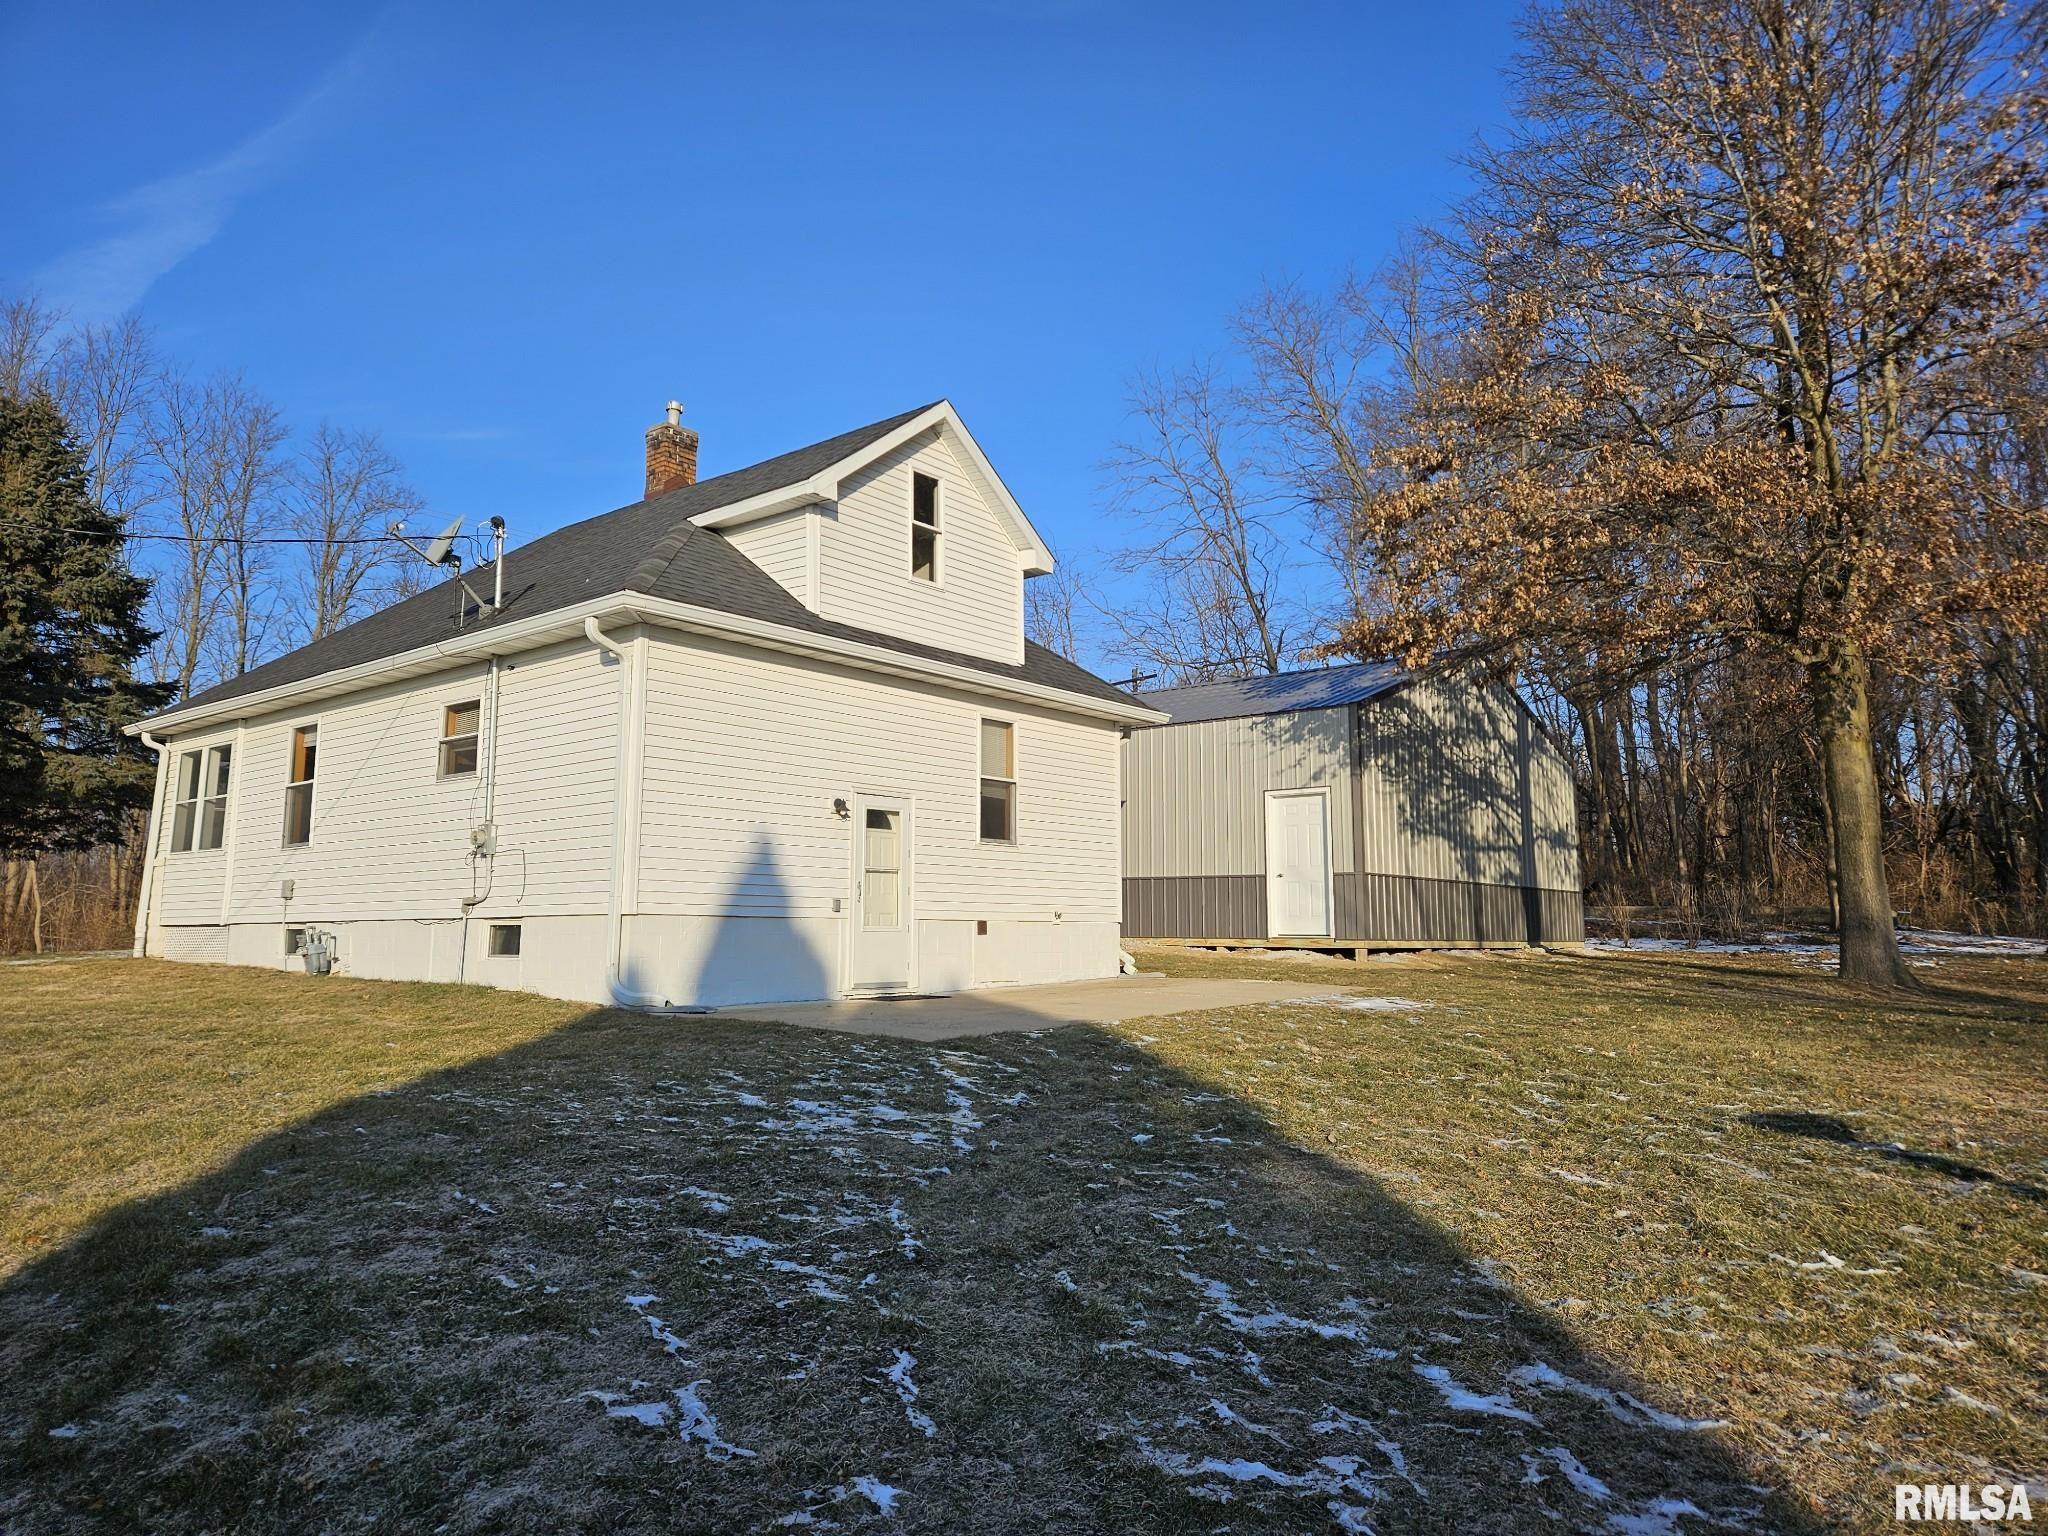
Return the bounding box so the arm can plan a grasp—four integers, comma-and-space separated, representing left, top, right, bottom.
665, 400, 683, 426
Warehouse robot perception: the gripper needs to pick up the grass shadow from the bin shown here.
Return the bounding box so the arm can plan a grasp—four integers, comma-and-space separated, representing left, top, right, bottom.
1, 987, 1831, 1534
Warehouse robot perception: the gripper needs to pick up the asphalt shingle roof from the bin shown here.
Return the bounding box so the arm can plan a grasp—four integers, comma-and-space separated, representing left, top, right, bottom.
161, 404, 1139, 719
1136, 660, 1411, 725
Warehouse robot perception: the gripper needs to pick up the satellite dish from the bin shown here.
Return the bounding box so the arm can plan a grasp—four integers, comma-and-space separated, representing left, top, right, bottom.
422, 517, 465, 567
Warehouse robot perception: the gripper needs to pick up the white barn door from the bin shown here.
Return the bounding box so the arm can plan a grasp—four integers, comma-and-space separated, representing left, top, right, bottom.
1264, 789, 1333, 938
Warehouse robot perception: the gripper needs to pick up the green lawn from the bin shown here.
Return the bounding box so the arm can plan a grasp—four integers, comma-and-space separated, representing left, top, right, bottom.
1, 950, 2042, 1533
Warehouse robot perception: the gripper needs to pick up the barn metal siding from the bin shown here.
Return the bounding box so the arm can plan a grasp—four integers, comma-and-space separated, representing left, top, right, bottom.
1120, 672, 1584, 946
1352, 677, 1581, 894
1120, 709, 1353, 880
1120, 875, 1265, 939
1122, 873, 1583, 945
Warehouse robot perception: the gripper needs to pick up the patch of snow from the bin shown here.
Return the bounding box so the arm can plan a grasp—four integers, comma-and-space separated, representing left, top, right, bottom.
1310, 1406, 1425, 1496
1131, 1133, 1153, 1144
1521, 1446, 1612, 1501
1940, 1385, 2005, 1416
1208, 1397, 1284, 1441
490, 1273, 520, 1290
1181, 1271, 1372, 1343
1507, 1362, 1726, 1431
48, 1424, 81, 1439
1296, 994, 1437, 1013
1769, 1249, 1895, 1277
1413, 1363, 1539, 1424
1548, 1168, 1614, 1188
606, 1400, 673, 1427
1604, 1497, 1709, 1536
674, 1380, 756, 1461
884, 1349, 937, 1438
886, 1199, 920, 1260
1133, 1438, 1385, 1517
198, 1225, 232, 1239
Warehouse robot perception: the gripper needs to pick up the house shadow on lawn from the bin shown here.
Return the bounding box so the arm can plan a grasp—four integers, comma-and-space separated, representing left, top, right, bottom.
0, 996, 1826, 1536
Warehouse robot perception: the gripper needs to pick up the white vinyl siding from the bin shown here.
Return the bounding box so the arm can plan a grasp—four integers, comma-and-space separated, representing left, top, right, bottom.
154, 640, 618, 929
724, 507, 815, 609
636, 630, 1119, 922
815, 430, 1024, 666
154, 728, 240, 924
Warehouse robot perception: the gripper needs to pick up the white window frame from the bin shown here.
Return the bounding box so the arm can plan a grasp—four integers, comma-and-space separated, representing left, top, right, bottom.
979, 718, 1017, 845
282, 722, 318, 847
439, 700, 481, 779
170, 744, 233, 854
909, 469, 942, 584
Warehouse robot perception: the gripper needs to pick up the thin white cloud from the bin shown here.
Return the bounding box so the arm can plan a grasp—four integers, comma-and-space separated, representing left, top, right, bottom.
34, 29, 383, 319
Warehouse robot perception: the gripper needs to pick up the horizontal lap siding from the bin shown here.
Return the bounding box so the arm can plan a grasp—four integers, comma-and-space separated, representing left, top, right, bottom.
637, 632, 1119, 923
816, 429, 1023, 667
1121, 708, 1353, 880
150, 641, 618, 931
724, 509, 813, 608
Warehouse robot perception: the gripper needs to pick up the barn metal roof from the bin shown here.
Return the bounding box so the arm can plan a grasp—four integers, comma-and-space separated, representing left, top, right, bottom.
1136, 660, 1411, 725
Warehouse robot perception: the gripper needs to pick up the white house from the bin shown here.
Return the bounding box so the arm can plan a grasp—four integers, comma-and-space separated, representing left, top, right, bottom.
125, 401, 1164, 1009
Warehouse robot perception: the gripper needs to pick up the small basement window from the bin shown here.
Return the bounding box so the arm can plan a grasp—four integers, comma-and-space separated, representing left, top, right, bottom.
980, 719, 1016, 842
440, 701, 480, 778
283, 926, 306, 956
282, 724, 317, 846
910, 471, 940, 582
488, 923, 522, 957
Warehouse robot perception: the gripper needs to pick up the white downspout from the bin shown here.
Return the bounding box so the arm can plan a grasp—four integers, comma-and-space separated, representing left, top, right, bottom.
587, 616, 701, 1013
132, 731, 170, 957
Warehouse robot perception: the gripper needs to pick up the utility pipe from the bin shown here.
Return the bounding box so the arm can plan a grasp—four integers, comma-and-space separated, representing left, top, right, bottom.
131, 731, 170, 957
587, 616, 701, 1013
456, 655, 503, 981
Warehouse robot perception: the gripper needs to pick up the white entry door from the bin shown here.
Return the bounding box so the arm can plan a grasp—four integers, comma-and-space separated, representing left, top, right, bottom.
1264, 789, 1333, 938
847, 797, 914, 993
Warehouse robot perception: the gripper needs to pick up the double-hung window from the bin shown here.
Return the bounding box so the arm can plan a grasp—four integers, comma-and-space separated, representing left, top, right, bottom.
171, 744, 233, 852
979, 720, 1016, 843
282, 725, 317, 846
910, 471, 940, 582
440, 701, 480, 778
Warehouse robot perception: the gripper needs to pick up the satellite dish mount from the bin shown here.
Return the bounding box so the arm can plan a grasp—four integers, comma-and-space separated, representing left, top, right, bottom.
389, 515, 508, 627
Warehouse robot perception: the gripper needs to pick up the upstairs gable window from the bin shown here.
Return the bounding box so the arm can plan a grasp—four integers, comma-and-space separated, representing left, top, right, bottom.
910, 471, 940, 582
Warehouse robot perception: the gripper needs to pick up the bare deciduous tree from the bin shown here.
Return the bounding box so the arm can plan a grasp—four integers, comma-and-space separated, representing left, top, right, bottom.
286, 422, 428, 640
1101, 365, 1294, 685
1024, 560, 1090, 664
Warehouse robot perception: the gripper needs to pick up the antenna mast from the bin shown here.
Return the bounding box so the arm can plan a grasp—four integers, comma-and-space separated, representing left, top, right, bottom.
389, 516, 507, 627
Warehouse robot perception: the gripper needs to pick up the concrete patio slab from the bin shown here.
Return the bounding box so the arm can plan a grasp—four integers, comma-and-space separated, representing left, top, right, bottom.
712, 974, 1336, 1041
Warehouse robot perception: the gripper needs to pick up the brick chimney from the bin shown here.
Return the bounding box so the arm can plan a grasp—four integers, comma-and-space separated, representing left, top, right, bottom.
645, 400, 698, 497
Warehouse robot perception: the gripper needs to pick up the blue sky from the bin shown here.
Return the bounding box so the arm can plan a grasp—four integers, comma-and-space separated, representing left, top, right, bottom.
3, 1, 1522, 668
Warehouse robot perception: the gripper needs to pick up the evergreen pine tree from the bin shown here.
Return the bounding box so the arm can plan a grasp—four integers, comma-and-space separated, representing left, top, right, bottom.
0, 390, 172, 857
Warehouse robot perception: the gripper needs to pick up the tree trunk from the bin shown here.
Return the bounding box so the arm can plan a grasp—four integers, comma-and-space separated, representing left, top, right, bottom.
1809, 642, 1915, 987
25, 860, 41, 954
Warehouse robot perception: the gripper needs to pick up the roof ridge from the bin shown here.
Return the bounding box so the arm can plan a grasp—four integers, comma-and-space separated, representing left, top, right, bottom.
626, 400, 943, 595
